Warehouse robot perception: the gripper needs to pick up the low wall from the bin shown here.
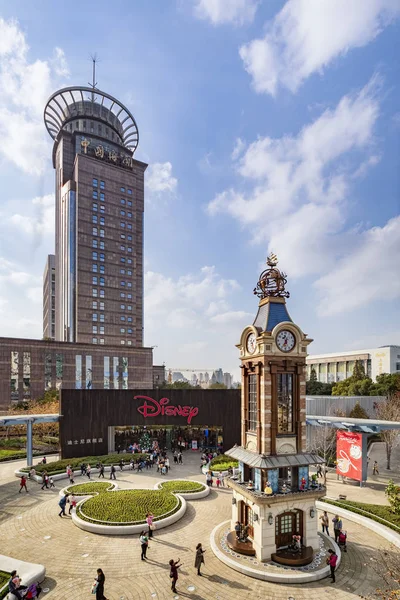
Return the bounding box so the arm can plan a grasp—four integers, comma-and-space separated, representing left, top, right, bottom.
153, 480, 210, 499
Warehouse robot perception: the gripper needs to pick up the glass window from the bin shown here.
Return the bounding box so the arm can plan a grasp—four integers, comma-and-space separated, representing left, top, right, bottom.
127, 235, 132, 241
99, 265, 105, 274
120, 328, 125, 333
121, 210, 125, 216
127, 340, 132, 345
100, 180, 105, 189
93, 203, 98, 211
100, 229, 105, 237
127, 258, 132, 264
121, 340, 125, 345
121, 304, 125, 309
121, 187, 125, 192
127, 270, 132, 276
120, 292, 125, 298
127, 305, 132, 311
127, 223, 132, 230
99, 302, 105, 310
277, 374, 294, 433
99, 289, 105, 298
92, 227, 98, 236
121, 198, 125, 205
100, 192, 105, 201
99, 339, 104, 345
92, 264, 98, 272
127, 189, 132, 195
100, 216, 105, 225
120, 281, 125, 286
93, 338, 97, 344
93, 178, 98, 187
92, 239, 98, 248
127, 200, 132, 207
100, 205, 105, 213
120, 316, 126, 321
121, 234, 126, 239
127, 212, 132, 218
121, 269, 125, 274
127, 316, 132, 322
92, 215, 98, 224
99, 326, 104, 334
93, 190, 98, 199
128, 328, 132, 334
120, 222, 125, 228
92, 251, 98, 260
99, 277, 105, 286
99, 314, 105, 322
120, 257, 126, 263
99, 241, 105, 249
93, 325, 98, 334
92, 276, 98, 284
99, 253, 105, 261
92, 301, 97, 309
248, 374, 257, 431
93, 313, 98, 321
92, 288, 98, 297
120, 245, 125, 251
127, 293, 132, 299
127, 282, 132, 288
127, 247, 132, 253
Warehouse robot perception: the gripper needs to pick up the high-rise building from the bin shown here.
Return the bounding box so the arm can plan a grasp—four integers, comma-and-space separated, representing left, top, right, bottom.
44, 83, 146, 347
43, 254, 56, 340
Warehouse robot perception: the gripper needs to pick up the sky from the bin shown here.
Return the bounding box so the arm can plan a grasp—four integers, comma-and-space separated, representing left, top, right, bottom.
0, 0, 399, 380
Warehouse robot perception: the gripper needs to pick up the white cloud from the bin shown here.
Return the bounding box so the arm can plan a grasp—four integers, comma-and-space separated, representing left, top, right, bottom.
240, 0, 400, 96
9, 194, 55, 237
194, 0, 259, 26
207, 77, 397, 314
210, 310, 253, 324
145, 162, 177, 197
0, 17, 69, 175
231, 137, 246, 160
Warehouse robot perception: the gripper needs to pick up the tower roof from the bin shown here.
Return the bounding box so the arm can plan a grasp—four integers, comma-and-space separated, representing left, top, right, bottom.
252, 254, 292, 332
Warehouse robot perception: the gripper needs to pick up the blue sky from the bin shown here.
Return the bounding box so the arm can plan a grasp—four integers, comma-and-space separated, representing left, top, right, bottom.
0, 0, 399, 379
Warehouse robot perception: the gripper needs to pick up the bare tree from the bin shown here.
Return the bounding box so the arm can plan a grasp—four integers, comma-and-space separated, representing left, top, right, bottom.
375, 394, 400, 470
308, 422, 336, 486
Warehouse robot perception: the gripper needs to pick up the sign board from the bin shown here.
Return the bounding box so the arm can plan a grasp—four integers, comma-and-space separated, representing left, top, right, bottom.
336, 431, 367, 482
191, 440, 198, 450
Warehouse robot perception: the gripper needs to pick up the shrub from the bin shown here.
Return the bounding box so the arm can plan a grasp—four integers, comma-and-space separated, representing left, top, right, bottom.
159, 480, 205, 494
78, 489, 179, 525
209, 454, 238, 472
65, 482, 114, 495
321, 498, 400, 533
21, 453, 148, 475
0, 570, 10, 600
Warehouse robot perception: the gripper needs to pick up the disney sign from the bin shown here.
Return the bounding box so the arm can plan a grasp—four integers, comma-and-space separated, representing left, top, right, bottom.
135, 395, 199, 425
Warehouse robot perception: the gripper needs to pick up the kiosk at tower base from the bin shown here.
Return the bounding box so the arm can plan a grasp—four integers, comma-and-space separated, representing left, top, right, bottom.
226, 254, 325, 565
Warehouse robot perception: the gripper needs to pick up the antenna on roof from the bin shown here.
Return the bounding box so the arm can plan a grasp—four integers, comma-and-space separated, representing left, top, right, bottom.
88, 53, 99, 102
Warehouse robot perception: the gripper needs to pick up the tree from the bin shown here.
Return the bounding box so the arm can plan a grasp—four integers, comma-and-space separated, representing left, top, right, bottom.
348, 401, 369, 419
371, 373, 400, 397
375, 393, 400, 470
308, 422, 336, 486
163, 381, 201, 389
208, 383, 227, 389
353, 359, 366, 381
385, 479, 400, 515
306, 368, 333, 396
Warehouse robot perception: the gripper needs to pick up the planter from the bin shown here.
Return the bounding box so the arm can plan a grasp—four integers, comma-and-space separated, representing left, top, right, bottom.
154, 479, 210, 499
59, 482, 118, 498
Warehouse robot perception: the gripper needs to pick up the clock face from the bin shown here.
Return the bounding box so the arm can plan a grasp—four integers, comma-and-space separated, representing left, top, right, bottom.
276, 330, 295, 353
246, 333, 257, 354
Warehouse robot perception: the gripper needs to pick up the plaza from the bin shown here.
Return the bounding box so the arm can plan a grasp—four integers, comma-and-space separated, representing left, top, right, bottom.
0, 446, 398, 600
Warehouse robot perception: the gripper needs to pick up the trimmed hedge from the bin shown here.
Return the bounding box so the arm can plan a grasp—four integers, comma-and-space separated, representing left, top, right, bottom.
65, 482, 114, 495
0, 449, 26, 461
209, 454, 238, 472
21, 453, 148, 475
78, 489, 179, 525
159, 480, 205, 494
321, 498, 400, 533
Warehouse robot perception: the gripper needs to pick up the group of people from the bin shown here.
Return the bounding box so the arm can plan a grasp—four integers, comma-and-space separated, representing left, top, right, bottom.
58, 492, 77, 517
205, 470, 225, 487
7, 570, 42, 599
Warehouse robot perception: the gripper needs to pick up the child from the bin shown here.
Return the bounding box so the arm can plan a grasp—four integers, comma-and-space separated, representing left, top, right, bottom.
161, 465, 167, 475
216, 475, 221, 488
69, 494, 77, 515
49, 477, 55, 489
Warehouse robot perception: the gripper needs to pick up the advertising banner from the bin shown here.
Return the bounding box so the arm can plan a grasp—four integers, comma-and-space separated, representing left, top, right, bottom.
191, 440, 198, 450
336, 431, 364, 481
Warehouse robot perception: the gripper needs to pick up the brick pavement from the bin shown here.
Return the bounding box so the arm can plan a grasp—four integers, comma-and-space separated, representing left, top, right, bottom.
0, 453, 395, 599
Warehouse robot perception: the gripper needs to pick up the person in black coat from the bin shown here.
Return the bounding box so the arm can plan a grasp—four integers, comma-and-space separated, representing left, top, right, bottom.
94, 568, 106, 600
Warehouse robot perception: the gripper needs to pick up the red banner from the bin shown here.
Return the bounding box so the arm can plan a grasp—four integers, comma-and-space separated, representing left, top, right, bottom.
336, 431, 363, 481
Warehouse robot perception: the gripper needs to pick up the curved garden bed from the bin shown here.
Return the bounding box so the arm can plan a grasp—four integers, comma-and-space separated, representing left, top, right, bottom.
17, 453, 148, 477
205, 454, 239, 476
154, 479, 210, 499
73, 489, 187, 535
59, 481, 117, 497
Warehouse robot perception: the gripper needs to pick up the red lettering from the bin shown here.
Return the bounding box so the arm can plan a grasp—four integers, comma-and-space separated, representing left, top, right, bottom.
135, 395, 198, 425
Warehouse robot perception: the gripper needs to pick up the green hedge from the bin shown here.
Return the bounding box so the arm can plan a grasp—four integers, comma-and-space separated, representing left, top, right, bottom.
0, 570, 10, 600
0, 449, 27, 461
65, 482, 114, 495
159, 480, 205, 494
21, 453, 148, 475
78, 489, 180, 525
209, 454, 238, 472
321, 498, 400, 533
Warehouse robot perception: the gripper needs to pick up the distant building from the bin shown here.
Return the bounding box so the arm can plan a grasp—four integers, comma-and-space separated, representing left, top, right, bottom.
43, 254, 56, 340
306, 345, 400, 383
223, 372, 232, 389
172, 371, 187, 382
153, 364, 166, 387
215, 368, 224, 384
204, 372, 210, 384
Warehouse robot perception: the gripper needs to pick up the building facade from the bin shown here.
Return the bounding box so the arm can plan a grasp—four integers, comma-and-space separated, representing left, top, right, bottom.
43, 254, 56, 340
306, 345, 400, 383
44, 85, 146, 347
0, 336, 153, 410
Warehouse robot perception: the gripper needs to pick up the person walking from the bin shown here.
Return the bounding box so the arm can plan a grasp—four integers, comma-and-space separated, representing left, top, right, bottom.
169, 558, 181, 594
317, 464, 323, 478
67, 465, 74, 485
80, 462, 86, 476
178, 451, 183, 464
19, 475, 28, 493
194, 543, 205, 576
49, 477, 55, 489
110, 465, 116, 480
99, 463, 105, 478
219, 471, 225, 487
373, 461, 379, 475
86, 464, 91, 479
41, 471, 49, 490
332, 515, 343, 543
93, 568, 107, 600
69, 494, 77, 515
319, 511, 330, 535
58, 493, 69, 517
140, 531, 149, 560
146, 513, 155, 538
327, 548, 338, 583
206, 471, 212, 487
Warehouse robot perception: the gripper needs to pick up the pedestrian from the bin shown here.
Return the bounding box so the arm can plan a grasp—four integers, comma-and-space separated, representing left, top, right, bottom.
117, 444, 121, 454
235, 521, 241, 540
49, 476, 55, 489
80, 462, 86, 476
119, 459, 124, 471
99, 463, 105, 478
28, 467, 36, 480
319, 511, 329, 535
219, 471, 225, 487
8, 570, 28, 600
165, 457, 170, 473
173, 451, 178, 464
317, 464, 323, 478
87, 464, 91, 479
42, 456, 47, 465
69, 494, 77, 515
67, 465, 74, 484
110, 465, 116, 480
58, 493, 69, 517
41, 471, 49, 490
146, 512, 155, 538
178, 452, 183, 464
140, 530, 149, 560
373, 461, 379, 475
93, 568, 107, 600
19, 475, 28, 493
332, 515, 343, 543
206, 471, 212, 487
169, 558, 181, 594
327, 548, 338, 583
216, 475, 221, 488
194, 543, 205, 576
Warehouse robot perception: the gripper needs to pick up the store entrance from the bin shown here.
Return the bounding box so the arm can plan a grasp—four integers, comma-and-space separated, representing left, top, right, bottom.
114, 425, 223, 452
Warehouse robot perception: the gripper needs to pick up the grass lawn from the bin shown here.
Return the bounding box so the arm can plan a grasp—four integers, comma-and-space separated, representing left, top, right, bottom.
323, 498, 400, 533
0, 449, 26, 461
0, 570, 10, 600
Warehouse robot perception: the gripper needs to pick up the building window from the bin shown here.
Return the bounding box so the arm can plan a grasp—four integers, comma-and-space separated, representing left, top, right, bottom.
127, 223, 132, 230
127, 316, 132, 322
120, 292, 125, 298
92, 276, 98, 284
127, 247, 132, 253
120, 269, 125, 275
127, 305, 132, 311
92, 264, 98, 272
277, 373, 294, 433
121, 199, 125, 205
127, 258, 132, 264
100, 216, 105, 225
120, 245, 125, 251
75, 355, 82, 389
99, 289, 105, 298
121, 340, 125, 345
99, 277, 105, 286
99, 241, 105, 250
396, 362, 400, 371
100, 192, 105, 201
120, 316, 126, 321
127, 189, 132, 195
92, 252, 98, 260
93, 190, 98, 199
248, 374, 257, 431
127, 328, 132, 334
92, 215, 98, 224
93, 203, 98, 211
120, 222, 125, 228
127, 270, 132, 276
121, 234, 126, 240
100, 229, 105, 237
127, 340, 132, 345
121, 187, 125, 192
127, 293, 132, 299
127, 282, 132, 288
92, 288, 98, 297
93, 314, 98, 321
127, 212, 132, 218
120, 328, 125, 333
127, 200, 132, 207
93, 178, 98, 187
92, 301, 97, 309
100, 204, 105, 213
99, 326, 104, 334
99, 314, 105, 322
99, 253, 105, 262
93, 325, 97, 334
99, 265, 105, 274
100, 180, 105, 189
121, 257, 126, 263
92, 227, 98, 236
121, 281, 126, 286
99, 302, 105, 310
121, 210, 126, 216
121, 304, 125, 309
92, 239, 98, 248
99, 339, 104, 345
127, 235, 132, 241
93, 338, 97, 344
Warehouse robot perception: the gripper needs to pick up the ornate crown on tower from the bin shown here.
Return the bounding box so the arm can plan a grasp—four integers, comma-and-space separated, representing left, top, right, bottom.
253, 253, 290, 299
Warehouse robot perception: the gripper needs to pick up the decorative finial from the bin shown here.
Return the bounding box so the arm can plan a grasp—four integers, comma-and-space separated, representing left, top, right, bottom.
253, 254, 290, 299
88, 53, 99, 102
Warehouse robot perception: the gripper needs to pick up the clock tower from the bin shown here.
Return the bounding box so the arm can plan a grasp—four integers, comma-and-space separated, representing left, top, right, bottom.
226, 254, 325, 564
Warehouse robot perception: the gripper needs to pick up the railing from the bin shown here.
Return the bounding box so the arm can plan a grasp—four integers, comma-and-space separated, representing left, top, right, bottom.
228, 478, 325, 500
